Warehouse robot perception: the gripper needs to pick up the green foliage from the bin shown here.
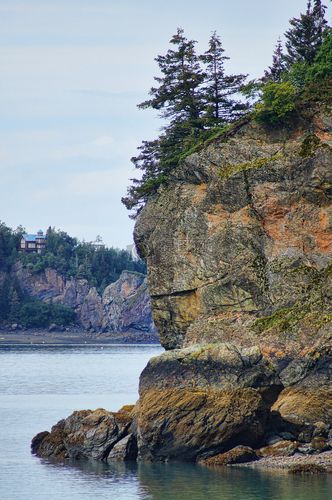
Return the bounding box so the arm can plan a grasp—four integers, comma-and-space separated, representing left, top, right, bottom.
263, 38, 287, 83
219, 152, 283, 180
299, 133, 321, 157
284, 0, 328, 67
124, 5, 331, 214
287, 62, 311, 89
0, 221, 24, 271
306, 29, 332, 81
18, 227, 146, 291
138, 28, 204, 126
13, 301, 76, 328
254, 82, 297, 125
0, 222, 146, 327
122, 29, 249, 215
200, 31, 247, 125
122, 123, 232, 213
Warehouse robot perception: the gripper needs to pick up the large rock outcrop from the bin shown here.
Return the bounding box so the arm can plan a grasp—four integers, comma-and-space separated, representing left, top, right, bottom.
32, 105, 332, 464
13, 265, 155, 333
132, 106, 331, 461
135, 112, 332, 352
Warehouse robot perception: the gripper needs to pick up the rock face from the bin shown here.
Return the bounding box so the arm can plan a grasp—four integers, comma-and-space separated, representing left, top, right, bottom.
32, 106, 332, 464
31, 407, 137, 462
135, 113, 332, 352
132, 106, 332, 461
136, 387, 268, 461
199, 445, 257, 466
14, 264, 155, 333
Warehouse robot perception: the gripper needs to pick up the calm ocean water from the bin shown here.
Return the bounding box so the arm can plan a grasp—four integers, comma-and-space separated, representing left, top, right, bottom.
0, 344, 331, 500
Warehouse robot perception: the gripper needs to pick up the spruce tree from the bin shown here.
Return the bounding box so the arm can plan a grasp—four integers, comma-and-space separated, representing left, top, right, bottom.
138, 28, 204, 129
284, 0, 328, 66
200, 32, 247, 125
264, 38, 287, 82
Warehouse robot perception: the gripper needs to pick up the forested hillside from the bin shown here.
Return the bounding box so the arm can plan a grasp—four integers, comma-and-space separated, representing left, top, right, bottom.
0, 222, 145, 327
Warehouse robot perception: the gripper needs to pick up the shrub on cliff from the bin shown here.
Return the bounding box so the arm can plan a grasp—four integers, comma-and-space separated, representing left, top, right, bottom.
254, 82, 297, 125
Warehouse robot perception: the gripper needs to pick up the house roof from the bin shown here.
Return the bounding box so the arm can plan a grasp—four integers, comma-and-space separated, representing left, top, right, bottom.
22, 234, 37, 242
22, 233, 45, 242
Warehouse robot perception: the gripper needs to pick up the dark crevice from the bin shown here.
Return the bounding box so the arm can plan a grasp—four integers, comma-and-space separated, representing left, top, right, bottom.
151, 288, 198, 299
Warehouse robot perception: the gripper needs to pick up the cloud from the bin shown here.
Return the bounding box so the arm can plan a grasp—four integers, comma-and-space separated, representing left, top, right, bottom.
33, 166, 131, 201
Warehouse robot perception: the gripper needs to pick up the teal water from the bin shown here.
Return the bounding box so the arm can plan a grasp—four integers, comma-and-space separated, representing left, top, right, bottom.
0, 344, 331, 500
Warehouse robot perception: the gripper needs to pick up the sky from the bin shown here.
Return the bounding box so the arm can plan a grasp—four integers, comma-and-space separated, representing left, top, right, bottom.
0, 0, 329, 248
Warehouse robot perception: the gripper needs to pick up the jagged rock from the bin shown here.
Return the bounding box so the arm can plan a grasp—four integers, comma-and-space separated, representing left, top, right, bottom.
271, 387, 332, 428
199, 446, 257, 466
80, 288, 104, 330
107, 434, 138, 462
131, 106, 332, 462
13, 264, 155, 334
102, 271, 155, 332
31, 408, 133, 461
136, 342, 284, 462
31, 431, 51, 455
32, 420, 67, 460
134, 108, 332, 352
269, 343, 332, 441
310, 437, 330, 453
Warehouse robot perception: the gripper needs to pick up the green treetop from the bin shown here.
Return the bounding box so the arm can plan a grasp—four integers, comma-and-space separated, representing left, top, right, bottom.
200, 31, 247, 125
284, 0, 329, 66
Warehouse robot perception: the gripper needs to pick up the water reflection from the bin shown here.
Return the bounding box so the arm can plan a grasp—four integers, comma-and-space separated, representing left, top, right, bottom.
1, 345, 330, 500
40, 458, 332, 500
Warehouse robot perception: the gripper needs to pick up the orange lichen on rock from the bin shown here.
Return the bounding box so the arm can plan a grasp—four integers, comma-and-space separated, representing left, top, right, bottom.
272, 388, 332, 426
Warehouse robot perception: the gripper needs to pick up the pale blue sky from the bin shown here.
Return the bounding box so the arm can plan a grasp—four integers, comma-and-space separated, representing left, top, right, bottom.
0, 0, 329, 247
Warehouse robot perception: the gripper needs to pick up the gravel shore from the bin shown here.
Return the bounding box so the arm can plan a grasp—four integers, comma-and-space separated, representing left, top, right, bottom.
237, 451, 332, 473
0, 329, 160, 345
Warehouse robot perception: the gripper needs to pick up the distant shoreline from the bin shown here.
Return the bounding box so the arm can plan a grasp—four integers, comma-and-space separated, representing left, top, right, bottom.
0, 329, 160, 346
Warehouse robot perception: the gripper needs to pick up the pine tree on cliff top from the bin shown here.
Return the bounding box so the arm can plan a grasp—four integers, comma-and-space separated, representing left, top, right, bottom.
200, 32, 248, 124
122, 29, 249, 215
122, 29, 205, 213
284, 0, 329, 66
138, 28, 204, 129
263, 38, 287, 82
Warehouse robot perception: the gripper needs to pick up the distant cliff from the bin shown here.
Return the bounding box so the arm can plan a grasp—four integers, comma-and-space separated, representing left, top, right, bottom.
12, 262, 155, 334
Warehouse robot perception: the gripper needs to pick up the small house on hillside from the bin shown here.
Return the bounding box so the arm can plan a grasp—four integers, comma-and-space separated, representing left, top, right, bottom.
20, 230, 46, 254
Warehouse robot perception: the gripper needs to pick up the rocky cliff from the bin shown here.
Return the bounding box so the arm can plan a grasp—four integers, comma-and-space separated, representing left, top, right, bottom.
14, 263, 155, 334
32, 105, 332, 466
